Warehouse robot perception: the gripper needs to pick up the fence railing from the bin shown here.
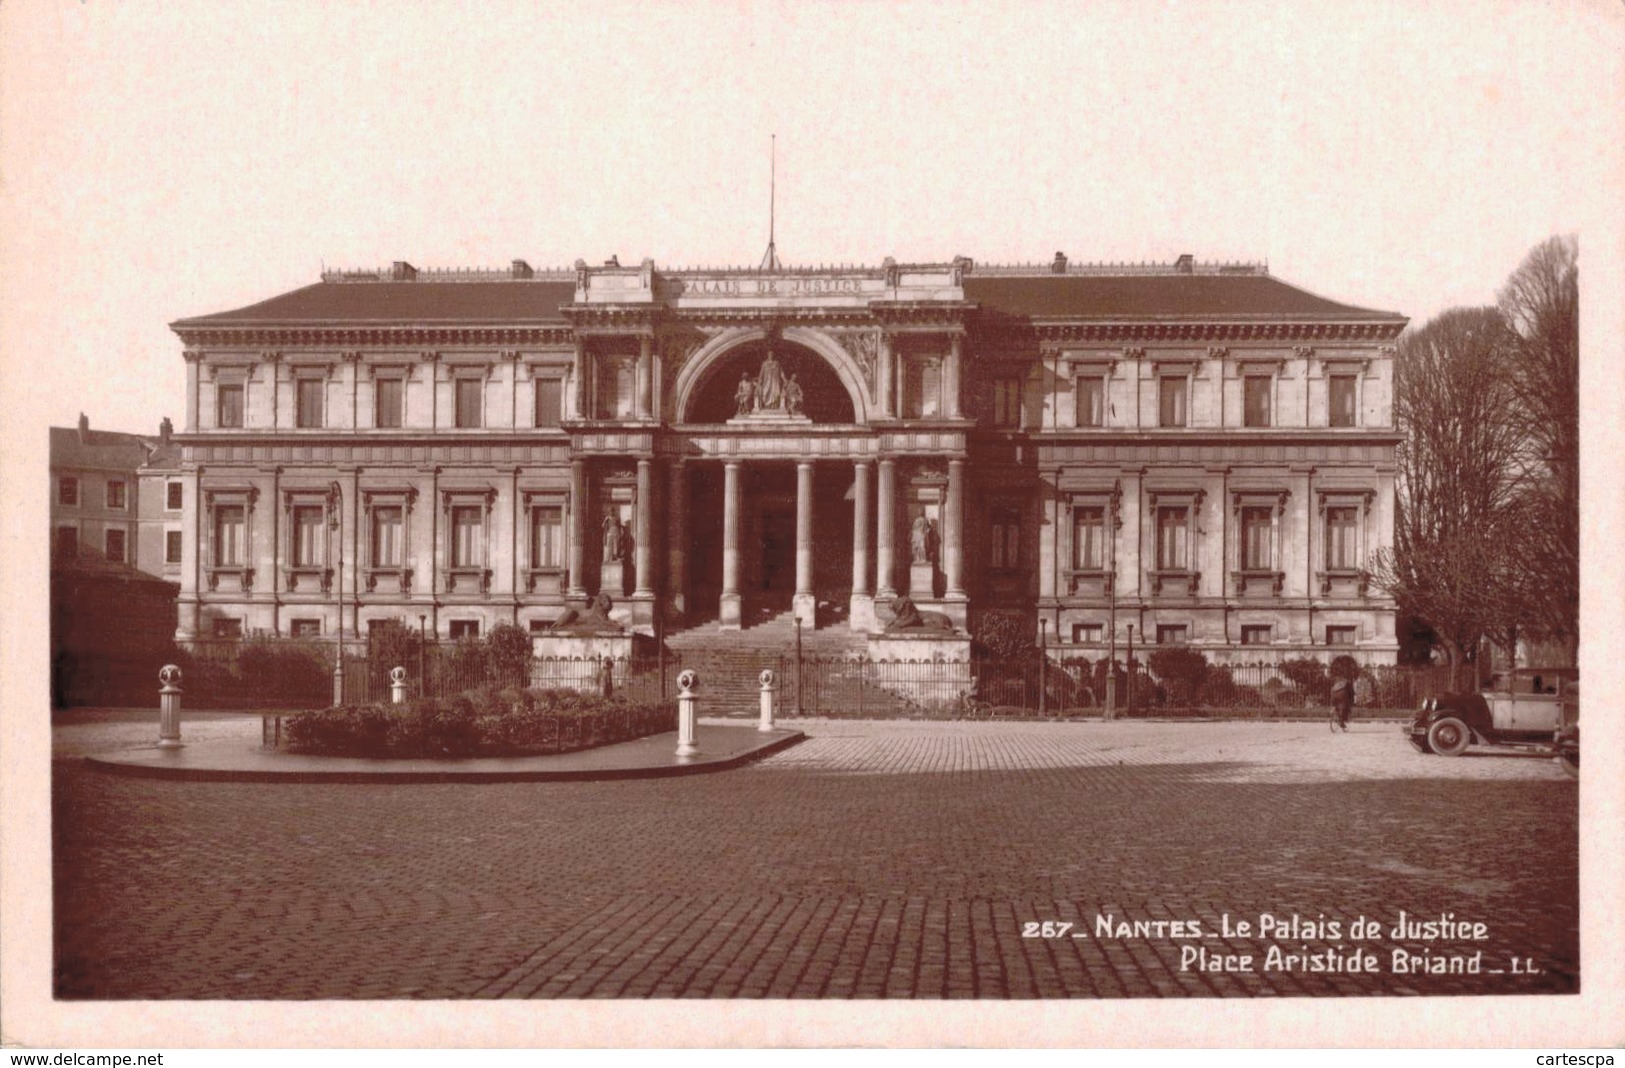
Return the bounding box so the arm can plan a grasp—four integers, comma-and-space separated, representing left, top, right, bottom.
162, 637, 1460, 718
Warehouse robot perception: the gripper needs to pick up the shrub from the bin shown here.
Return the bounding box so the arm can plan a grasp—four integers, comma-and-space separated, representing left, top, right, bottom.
1148, 647, 1210, 707
280, 685, 673, 758
1279, 657, 1330, 703
486, 623, 534, 690
1196, 665, 1239, 708
972, 612, 1038, 661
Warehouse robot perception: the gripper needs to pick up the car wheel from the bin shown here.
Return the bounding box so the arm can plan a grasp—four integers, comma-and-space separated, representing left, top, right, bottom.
1426, 716, 1471, 757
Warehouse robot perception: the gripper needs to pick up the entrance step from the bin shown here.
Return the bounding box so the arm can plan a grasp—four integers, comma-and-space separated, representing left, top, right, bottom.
665, 610, 869, 656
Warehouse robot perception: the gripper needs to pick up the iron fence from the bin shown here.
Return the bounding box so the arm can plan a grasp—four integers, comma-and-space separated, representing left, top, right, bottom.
170, 636, 1460, 719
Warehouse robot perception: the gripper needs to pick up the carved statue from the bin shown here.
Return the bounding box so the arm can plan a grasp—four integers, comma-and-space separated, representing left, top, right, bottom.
548, 593, 624, 634
601, 512, 626, 563
910, 515, 938, 565
883, 595, 955, 634
735, 374, 755, 416
784, 373, 804, 417
755, 347, 786, 411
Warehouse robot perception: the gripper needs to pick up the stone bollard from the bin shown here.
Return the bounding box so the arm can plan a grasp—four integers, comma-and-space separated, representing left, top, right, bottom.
758, 668, 777, 732
390, 666, 407, 705
676, 669, 699, 758
157, 664, 184, 749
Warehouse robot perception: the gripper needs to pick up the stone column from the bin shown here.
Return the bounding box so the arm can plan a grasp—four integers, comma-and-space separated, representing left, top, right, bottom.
720, 461, 742, 629
946, 458, 966, 599
878, 333, 894, 418
634, 458, 654, 597
568, 459, 588, 599
876, 458, 897, 600
635, 336, 652, 420
946, 333, 963, 418
666, 460, 687, 618
793, 461, 816, 626
570, 341, 587, 420
850, 460, 874, 631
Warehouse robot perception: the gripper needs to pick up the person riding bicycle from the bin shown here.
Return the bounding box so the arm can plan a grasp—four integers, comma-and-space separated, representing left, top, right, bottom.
1329, 678, 1354, 732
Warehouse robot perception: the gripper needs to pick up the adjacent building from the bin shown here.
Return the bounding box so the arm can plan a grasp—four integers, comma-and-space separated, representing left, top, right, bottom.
166, 253, 1406, 662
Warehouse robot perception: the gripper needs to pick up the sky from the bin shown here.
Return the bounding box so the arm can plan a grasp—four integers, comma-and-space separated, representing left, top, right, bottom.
2, 0, 1619, 438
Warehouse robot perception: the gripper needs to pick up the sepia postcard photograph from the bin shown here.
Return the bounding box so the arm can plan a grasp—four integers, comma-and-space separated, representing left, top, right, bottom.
2, 0, 1622, 1050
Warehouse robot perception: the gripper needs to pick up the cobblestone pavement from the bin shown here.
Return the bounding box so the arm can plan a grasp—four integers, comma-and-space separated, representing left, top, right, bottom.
53, 715, 1578, 999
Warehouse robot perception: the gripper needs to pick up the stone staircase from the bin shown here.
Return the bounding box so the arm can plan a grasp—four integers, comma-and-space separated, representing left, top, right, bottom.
664, 611, 915, 717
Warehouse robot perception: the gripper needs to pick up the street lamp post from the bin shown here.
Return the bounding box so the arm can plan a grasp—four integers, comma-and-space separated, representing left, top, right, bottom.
328, 481, 344, 706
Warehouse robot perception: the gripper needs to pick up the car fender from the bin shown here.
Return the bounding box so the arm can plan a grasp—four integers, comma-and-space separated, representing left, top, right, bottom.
1423, 692, 1491, 741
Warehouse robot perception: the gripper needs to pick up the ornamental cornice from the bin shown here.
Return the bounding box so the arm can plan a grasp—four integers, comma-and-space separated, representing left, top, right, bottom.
1023, 321, 1404, 343
560, 304, 661, 334
172, 326, 576, 347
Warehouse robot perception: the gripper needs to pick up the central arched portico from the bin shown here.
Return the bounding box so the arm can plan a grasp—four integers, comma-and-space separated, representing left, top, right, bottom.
673, 326, 874, 426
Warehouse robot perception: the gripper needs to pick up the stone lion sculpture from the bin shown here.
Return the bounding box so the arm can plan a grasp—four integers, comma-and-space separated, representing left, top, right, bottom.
883, 595, 955, 633
548, 592, 624, 634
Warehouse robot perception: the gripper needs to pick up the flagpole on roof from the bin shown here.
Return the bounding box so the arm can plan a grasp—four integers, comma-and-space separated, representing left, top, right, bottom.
759, 134, 782, 272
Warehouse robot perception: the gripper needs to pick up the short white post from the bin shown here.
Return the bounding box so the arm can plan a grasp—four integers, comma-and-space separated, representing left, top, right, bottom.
390, 665, 407, 705
676, 669, 699, 758
157, 664, 184, 749
758, 668, 777, 732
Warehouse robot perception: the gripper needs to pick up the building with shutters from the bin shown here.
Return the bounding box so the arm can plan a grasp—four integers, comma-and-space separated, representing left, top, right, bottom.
165, 252, 1406, 663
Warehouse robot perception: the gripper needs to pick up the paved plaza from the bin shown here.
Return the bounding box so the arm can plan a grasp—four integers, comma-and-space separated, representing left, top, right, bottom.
52, 713, 1578, 999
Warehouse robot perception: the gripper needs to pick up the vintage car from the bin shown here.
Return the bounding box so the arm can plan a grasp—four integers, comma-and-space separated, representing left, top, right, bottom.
1407, 669, 1579, 773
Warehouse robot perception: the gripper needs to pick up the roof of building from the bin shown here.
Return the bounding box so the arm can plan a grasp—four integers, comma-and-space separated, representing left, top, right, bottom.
962, 272, 1403, 321
49, 424, 157, 472
172, 259, 1403, 328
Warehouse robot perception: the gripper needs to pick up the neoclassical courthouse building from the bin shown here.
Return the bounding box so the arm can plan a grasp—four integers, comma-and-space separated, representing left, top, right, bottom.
167, 252, 1406, 663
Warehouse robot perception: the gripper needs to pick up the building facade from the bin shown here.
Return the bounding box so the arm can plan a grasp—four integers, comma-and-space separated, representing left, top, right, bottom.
167, 253, 1406, 662
50, 414, 182, 582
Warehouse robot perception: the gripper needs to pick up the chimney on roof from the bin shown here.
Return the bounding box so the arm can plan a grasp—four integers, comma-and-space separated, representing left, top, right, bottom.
604, 255, 621, 268
1052, 251, 1068, 274
510, 259, 534, 279
159, 417, 173, 444
1174, 254, 1194, 274
390, 261, 418, 281
77, 412, 89, 444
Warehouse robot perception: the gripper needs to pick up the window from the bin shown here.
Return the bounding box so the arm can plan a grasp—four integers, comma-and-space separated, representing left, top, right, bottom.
1243, 375, 1271, 428
166, 481, 183, 511
1156, 624, 1189, 645
1240, 624, 1272, 646
1329, 375, 1357, 427
530, 505, 564, 569
58, 476, 79, 507
1073, 506, 1105, 570
989, 507, 1021, 570
1240, 506, 1274, 570
1158, 377, 1187, 427
375, 378, 404, 429
214, 505, 246, 566
217, 383, 245, 428
1325, 506, 1358, 570
449, 620, 480, 640
534, 377, 563, 428
455, 378, 483, 428
104, 528, 126, 563
212, 618, 244, 639
1156, 507, 1189, 570
291, 505, 324, 567
295, 378, 324, 428
371, 506, 404, 568
56, 526, 78, 557
166, 530, 183, 564
290, 619, 322, 638
450, 505, 482, 567
904, 357, 942, 419
1072, 622, 1104, 644
1075, 376, 1104, 428
106, 480, 127, 509
991, 378, 1022, 427
1325, 625, 1357, 646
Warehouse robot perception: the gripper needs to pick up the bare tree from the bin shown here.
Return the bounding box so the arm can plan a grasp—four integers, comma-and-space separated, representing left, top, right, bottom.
1371, 306, 1526, 686
1498, 235, 1579, 661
